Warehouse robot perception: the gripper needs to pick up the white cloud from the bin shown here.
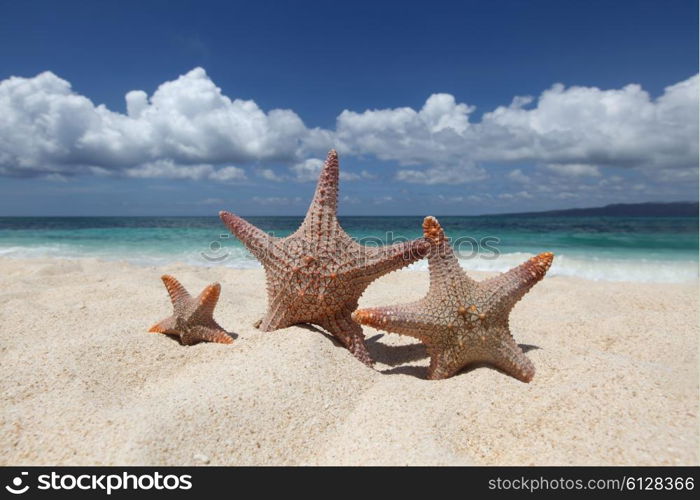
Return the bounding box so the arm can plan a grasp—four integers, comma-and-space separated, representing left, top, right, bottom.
436, 194, 466, 204
543, 163, 601, 177
507, 168, 530, 184
337, 75, 699, 184
258, 168, 285, 182
396, 164, 487, 184
251, 196, 303, 205
44, 173, 68, 182
498, 190, 533, 201
336, 94, 479, 183
0, 68, 321, 178
124, 159, 247, 182
358, 170, 377, 180
373, 195, 394, 204
209, 165, 247, 182
196, 197, 225, 205
341, 195, 360, 204
125, 160, 215, 180
0, 68, 696, 192
481, 77, 699, 169
289, 158, 373, 182
125, 90, 148, 118
290, 158, 324, 182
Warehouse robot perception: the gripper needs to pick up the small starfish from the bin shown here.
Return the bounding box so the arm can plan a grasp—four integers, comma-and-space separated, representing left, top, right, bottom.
220, 150, 429, 365
352, 216, 553, 381
149, 275, 234, 345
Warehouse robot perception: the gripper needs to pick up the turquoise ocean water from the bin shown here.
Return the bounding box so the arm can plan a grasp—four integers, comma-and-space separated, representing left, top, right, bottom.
0, 216, 697, 283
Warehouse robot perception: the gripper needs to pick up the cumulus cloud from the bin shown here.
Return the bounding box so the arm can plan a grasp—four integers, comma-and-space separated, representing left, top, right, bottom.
0, 68, 697, 190
396, 164, 487, 184
196, 197, 225, 205
257, 168, 285, 182
125, 160, 215, 180
507, 168, 530, 184
289, 158, 374, 182
0, 67, 324, 179
336, 94, 481, 183
337, 75, 699, 183
373, 195, 394, 204
480, 77, 698, 170
543, 163, 601, 177
208, 166, 247, 182
251, 196, 303, 205
124, 159, 246, 182
498, 190, 534, 201
289, 158, 325, 182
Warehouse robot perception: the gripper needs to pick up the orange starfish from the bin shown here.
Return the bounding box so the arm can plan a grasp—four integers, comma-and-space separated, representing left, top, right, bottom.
149, 275, 234, 345
352, 216, 553, 381
220, 150, 429, 365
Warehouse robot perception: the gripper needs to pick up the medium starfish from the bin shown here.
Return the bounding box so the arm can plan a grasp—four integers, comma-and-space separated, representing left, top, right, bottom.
149, 275, 234, 345
219, 150, 429, 365
352, 216, 553, 381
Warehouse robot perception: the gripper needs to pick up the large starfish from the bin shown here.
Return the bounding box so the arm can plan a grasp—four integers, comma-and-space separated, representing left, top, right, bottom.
352, 216, 553, 381
219, 150, 429, 365
149, 275, 234, 345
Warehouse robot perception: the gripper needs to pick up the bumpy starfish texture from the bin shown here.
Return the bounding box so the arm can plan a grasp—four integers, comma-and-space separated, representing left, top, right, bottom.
149, 275, 234, 345
220, 150, 429, 365
352, 216, 553, 381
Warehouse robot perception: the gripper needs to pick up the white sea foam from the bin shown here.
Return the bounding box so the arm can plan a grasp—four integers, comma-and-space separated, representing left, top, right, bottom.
0, 245, 697, 284
0, 245, 69, 258
408, 251, 698, 283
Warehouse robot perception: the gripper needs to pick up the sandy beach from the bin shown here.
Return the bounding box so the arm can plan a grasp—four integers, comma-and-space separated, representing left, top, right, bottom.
1, 256, 697, 466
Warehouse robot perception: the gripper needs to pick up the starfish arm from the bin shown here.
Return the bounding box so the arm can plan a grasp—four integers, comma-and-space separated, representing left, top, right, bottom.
181, 325, 234, 345
422, 216, 477, 293
257, 271, 298, 331
320, 313, 373, 366
161, 275, 191, 310
352, 300, 432, 341
148, 315, 178, 334
360, 238, 430, 281
489, 335, 535, 383
300, 150, 340, 232
258, 307, 295, 332
219, 211, 276, 263
193, 283, 221, 320
482, 252, 554, 313
426, 347, 465, 380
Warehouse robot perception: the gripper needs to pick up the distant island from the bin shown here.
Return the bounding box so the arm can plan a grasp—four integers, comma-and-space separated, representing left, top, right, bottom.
494, 201, 699, 217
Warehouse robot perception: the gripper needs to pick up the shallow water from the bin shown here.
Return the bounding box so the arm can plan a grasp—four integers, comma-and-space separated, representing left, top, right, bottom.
0, 215, 697, 283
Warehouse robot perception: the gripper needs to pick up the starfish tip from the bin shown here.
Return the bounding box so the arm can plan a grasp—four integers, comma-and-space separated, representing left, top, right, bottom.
422, 215, 445, 244
518, 366, 535, 383
533, 252, 555, 271
351, 309, 376, 326
148, 322, 164, 333
209, 331, 235, 344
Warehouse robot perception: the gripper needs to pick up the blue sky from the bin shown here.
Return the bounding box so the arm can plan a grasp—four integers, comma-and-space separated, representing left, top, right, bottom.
0, 0, 697, 215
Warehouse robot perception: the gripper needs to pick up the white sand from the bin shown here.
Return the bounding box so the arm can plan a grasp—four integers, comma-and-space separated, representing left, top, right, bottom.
1, 256, 698, 465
